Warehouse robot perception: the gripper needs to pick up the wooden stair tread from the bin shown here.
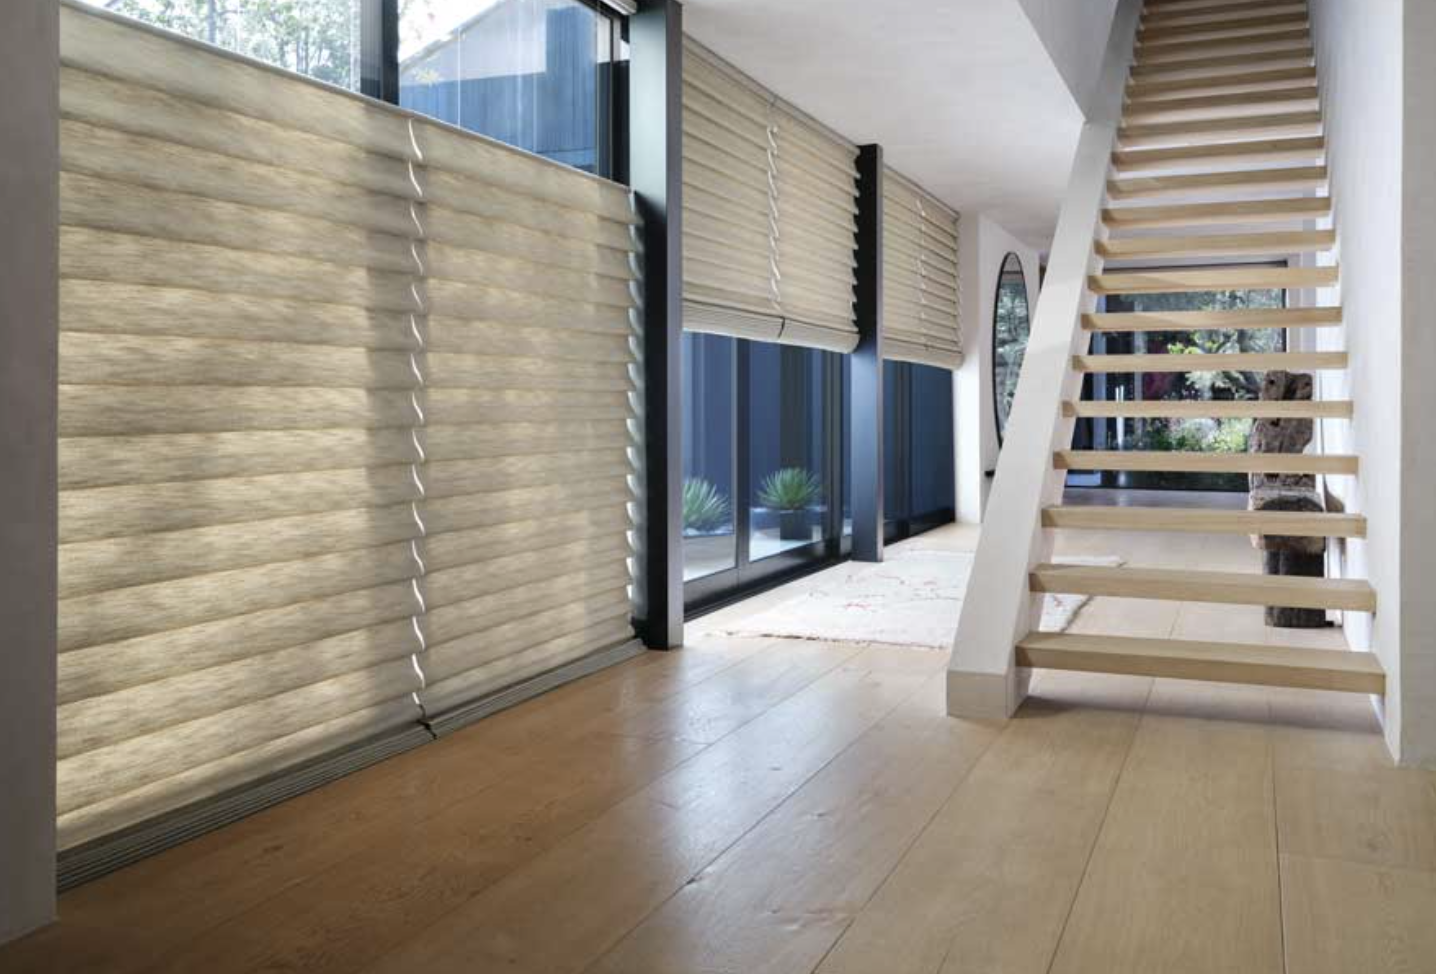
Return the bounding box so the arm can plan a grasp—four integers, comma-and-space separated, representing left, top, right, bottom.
1097, 230, 1334, 260
1136, 29, 1312, 61
1130, 48, 1314, 79
1128, 66, 1316, 98
1082, 307, 1341, 331
1141, 10, 1309, 35
1112, 136, 1325, 173
1054, 449, 1358, 475
1029, 564, 1376, 611
1124, 86, 1319, 119
1140, 14, 1310, 46
1015, 633, 1384, 694
1089, 265, 1337, 294
1072, 351, 1346, 373
1119, 111, 1322, 145
1041, 505, 1366, 537
1142, 2, 1308, 29
1107, 166, 1326, 199
1102, 196, 1332, 228
1063, 399, 1354, 419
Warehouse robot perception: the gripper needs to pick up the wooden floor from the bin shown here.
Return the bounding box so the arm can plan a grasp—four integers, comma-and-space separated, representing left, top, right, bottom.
5, 520, 1434, 974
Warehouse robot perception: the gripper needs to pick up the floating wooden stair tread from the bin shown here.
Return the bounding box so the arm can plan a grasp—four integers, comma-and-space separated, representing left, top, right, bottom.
1054, 450, 1358, 475
1119, 111, 1322, 145
1041, 505, 1366, 537
1083, 307, 1341, 332
1029, 564, 1376, 611
1127, 67, 1317, 99
1103, 196, 1331, 228
1089, 265, 1337, 294
1136, 29, 1312, 61
1112, 136, 1325, 173
1130, 48, 1314, 79
1064, 399, 1354, 419
1107, 166, 1326, 200
1142, 2, 1309, 30
1125, 86, 1318, 121
1098, 230, 1334, 260
1015, 633, 1384, 694
1140, 12, 1310, 40
1072, 351, 1347, 373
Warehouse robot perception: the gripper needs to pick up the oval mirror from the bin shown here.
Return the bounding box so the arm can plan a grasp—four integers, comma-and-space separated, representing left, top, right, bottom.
992, 252, 1031, 443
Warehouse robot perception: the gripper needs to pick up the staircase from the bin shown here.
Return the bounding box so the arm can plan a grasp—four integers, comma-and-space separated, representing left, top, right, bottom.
948, 0, 1383, 715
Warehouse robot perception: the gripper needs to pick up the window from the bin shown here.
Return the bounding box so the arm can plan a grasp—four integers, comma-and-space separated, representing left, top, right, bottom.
882, 360, 955, 540
992, 252, 1031, 444
1069, 285, 1287, 491
748, 343, 833, 561
683, 337, 845, 609
81, 0, 364, 89
399, 0, 622, 175
682, 333, 737, 582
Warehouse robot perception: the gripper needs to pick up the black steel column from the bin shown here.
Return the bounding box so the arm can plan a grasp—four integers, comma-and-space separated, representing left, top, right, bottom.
850, 144, 884, 562
629, 0, 683, 648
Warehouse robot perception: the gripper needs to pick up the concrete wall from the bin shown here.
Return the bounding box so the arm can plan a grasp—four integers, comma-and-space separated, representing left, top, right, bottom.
956, 213, 1041, 523
1311, 0, 1435, 766
1014, 0, 1121, 117
0, 0, 58, 945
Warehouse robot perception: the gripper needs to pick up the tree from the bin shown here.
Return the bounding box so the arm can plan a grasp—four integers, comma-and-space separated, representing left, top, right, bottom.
106, 0, 362, 88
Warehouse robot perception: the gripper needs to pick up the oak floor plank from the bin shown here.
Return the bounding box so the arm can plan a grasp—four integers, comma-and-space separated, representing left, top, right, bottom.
586, 673, 1003, 974
816, 672, 1150, 974
359, 657, 936, 974
1280, 855, 1436, 974
142, 731, 705, 974
1275, 764, 1436, 872
1047, 681, 1283, 974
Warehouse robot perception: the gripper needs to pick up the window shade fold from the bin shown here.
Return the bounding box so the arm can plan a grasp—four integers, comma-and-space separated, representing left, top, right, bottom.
882, 169, 963, 370
681, 38, 859, 353
57, 3, 639, 851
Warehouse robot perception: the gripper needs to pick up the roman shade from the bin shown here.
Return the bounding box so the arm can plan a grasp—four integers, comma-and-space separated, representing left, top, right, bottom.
682, 39, 860, 352
883, 169, 963, 369
56, 3, 639, 850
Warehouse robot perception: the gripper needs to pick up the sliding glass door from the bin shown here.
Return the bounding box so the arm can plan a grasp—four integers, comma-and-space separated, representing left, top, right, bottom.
683, 335, 846, 609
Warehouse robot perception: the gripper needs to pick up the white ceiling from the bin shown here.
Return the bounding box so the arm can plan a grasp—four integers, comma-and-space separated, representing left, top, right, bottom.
682, 0, 1088, 251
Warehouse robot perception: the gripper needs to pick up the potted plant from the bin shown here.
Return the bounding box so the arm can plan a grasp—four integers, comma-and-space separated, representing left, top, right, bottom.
758, 467, 823, 541
682, 477, 731, 536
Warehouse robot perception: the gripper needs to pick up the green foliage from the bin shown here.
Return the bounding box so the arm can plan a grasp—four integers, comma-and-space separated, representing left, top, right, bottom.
106, 0, 373, 87
756, 467, 823, 512
1139, 417, 1252, 454
682, 478, 731, 534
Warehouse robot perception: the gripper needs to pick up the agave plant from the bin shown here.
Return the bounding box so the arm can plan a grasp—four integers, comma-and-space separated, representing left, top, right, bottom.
683, 477, 731, 534
757, 467, 823, 511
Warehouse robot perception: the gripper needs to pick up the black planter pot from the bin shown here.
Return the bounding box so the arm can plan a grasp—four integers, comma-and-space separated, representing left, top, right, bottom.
777, 510, 810, 541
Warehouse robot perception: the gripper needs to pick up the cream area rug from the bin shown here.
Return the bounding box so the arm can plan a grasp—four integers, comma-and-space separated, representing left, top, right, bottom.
716, 548, 1125, 649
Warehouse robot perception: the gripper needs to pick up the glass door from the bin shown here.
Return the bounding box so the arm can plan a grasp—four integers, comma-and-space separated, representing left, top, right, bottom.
683, 335, 846, 611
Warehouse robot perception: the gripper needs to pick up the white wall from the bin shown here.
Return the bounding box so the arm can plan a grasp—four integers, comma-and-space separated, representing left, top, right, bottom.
1399, 0, 1436, 766
1311, 0, 1436, 766
956, 214, 1041, 523
1015, 0, 1122, 117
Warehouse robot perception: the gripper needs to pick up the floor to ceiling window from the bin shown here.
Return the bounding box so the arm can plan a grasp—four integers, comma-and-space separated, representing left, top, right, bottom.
683, 336, 845, 610
1068, 284, 1287, 492
883, 360, 956, 541
399, 0, 623, 176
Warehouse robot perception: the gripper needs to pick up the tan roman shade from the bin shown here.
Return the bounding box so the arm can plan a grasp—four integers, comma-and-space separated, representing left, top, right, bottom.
883, 169, 963, 369
56, 3, 639, 849
682, 39, 859, 352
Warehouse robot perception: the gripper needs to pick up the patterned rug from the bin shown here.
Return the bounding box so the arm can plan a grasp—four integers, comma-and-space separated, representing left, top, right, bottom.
716, 548, 1125, 649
